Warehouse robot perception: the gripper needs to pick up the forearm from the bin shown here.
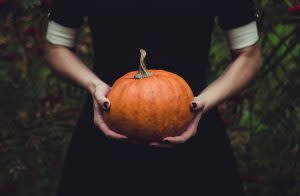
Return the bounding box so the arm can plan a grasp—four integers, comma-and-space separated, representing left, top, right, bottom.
44, 43, 107, 93
198, 43, 262, 113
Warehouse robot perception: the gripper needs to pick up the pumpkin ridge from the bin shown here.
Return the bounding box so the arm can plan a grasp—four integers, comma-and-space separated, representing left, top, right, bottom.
162, 76, 181, 135
159, 76, 177, 137
174, 76, 194, 132
134, 80, 142, 139
123, 80, 138, 138
151, 75, 166, 138
175, 77, 192, 131
149, 76, 160, 139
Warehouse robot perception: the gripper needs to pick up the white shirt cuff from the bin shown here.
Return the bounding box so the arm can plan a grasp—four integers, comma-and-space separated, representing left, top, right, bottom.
46, 20, 78, 47
225, 21, 259, 50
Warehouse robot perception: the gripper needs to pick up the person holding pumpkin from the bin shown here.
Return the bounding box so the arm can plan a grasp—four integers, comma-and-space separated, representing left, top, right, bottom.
45, 0, 262, 195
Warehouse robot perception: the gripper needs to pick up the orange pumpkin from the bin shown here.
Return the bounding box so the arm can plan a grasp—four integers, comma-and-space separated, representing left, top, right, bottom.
103, 49, 194, 142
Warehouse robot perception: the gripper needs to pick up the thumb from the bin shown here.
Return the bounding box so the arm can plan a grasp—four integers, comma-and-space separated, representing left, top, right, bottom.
190, 98, 205, 112
94, 91, 111, 111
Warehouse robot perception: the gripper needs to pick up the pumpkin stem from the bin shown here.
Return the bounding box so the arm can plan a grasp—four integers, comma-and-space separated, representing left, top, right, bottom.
134, 49, 153, 79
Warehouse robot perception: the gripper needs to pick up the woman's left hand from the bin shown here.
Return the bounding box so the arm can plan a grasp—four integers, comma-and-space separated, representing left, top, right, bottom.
149, 96, 205, 148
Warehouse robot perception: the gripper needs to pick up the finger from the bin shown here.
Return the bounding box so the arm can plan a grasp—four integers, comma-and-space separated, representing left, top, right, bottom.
149, 142, 175, 148
94, 90, 111, 110
97, 115, 128, 140
163, 131, 194, 144
99, 98, 111, 111
164, 112, 202, 144
190, 98, 205, 112
95, 85, 111, 96
98, 122, 128, 140
102, 101, 110, 111
93, 96, 110, 112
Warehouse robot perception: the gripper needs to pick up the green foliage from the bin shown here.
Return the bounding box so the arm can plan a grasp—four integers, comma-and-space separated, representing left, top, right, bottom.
0, 1, 89, 195
19, 0, 41, 10
0, 0, 299, 195
210, 1, 300, 195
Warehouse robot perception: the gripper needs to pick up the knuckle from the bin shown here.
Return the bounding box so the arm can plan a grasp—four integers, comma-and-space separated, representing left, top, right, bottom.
94, 94, 104, 102
96, 99, 103, 105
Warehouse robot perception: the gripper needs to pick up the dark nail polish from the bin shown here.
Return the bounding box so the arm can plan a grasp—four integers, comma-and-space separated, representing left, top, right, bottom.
191, 102, 197, 110
102, 101, 110, 111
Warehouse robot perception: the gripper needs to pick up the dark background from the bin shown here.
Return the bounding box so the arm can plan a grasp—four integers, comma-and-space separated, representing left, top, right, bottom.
0, 0, 299, 195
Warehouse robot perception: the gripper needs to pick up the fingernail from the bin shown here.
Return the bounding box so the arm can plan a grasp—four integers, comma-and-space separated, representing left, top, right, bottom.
191, 102, 197, 111
102, 101, 110, 111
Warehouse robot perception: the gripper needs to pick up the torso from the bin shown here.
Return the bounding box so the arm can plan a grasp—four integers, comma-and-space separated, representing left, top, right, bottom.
87, 1, 215, 95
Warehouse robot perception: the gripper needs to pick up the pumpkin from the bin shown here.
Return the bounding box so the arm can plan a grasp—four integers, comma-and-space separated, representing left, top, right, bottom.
103, 49, 194, 142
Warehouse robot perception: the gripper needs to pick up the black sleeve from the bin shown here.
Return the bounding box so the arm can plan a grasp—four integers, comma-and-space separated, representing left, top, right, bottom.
48, 0, 84, 28
216, 0, 256, 30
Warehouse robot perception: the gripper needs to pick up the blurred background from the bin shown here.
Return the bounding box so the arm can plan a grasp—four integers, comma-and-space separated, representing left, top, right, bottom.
0, 0, 299, 195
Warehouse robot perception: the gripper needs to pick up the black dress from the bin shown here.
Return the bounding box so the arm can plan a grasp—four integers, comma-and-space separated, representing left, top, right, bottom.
49, 0, 256, 195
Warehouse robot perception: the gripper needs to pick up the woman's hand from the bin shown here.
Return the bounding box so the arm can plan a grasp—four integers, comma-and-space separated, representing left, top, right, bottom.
149, 44, 262, 148
149, 96, 205, 148
92, 84, 128, 140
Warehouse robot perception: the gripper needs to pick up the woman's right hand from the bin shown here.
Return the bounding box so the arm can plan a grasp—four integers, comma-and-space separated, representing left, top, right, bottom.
91, 84, 128, 140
